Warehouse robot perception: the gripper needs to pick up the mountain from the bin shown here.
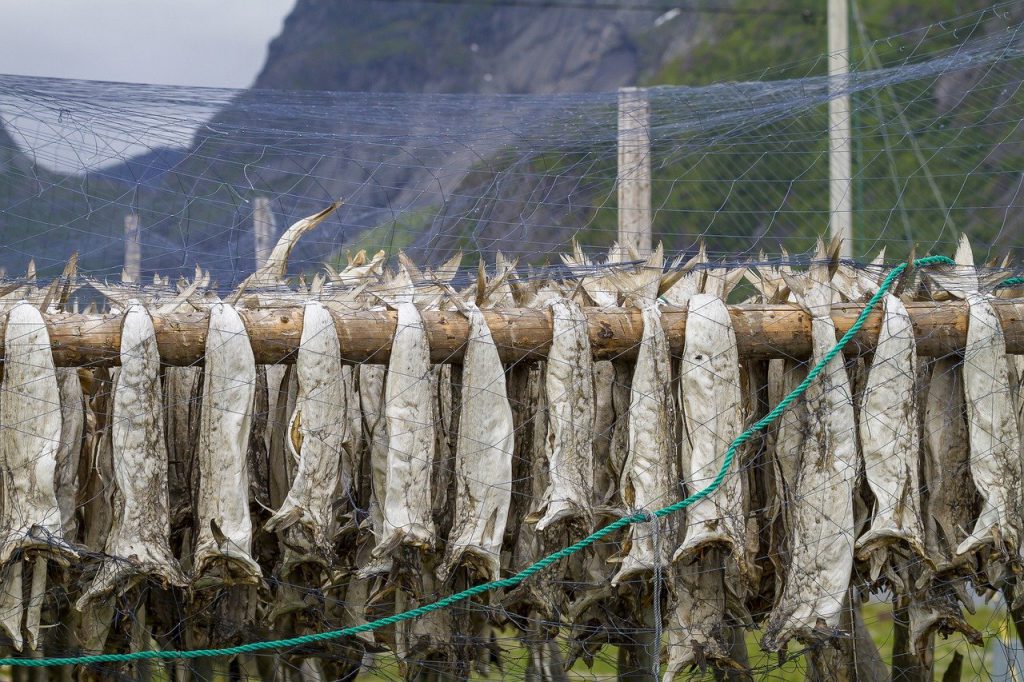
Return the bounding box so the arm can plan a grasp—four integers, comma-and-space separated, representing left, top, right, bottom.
1, 0, 1021, 282
254, 0, 695, 94
0, 1, 715, 281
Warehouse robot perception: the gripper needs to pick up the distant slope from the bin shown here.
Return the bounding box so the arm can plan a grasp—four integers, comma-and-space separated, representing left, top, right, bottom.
1, 0, 1019, 280
254, 0, 686, 94
0, 1, 716, 280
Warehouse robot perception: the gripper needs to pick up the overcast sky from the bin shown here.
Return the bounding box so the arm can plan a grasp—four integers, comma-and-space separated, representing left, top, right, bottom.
0, 0, 295, 88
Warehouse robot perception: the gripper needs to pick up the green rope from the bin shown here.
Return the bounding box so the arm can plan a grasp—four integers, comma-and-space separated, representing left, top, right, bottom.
997, 276, 1024, 288
0, 255, 954, 668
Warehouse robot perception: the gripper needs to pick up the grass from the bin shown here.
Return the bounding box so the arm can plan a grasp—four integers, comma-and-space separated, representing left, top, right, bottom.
353, 600, 1007, 680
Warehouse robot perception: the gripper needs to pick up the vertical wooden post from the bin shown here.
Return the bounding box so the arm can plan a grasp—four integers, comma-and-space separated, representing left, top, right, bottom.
828, 0, 853, 259
253, 196, 277, 270
617, 87, 652, 258
123, 213, 141, 284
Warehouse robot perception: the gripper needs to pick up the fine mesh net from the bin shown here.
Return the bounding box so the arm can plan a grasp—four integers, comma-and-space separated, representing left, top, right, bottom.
0, 2, 1023, 681
1, 2, 1023, 284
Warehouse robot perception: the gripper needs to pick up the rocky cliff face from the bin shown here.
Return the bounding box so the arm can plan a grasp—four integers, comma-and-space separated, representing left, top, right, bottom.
253, 0, 695, 94
0, 1, 711, 279
223, 1, 714, 266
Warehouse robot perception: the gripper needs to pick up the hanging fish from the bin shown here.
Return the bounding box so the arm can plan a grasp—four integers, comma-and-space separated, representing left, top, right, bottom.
855, 291, 928, 582
77, 303, 187, 609
674, 266, 750, 579
534, 297, 595, 535
664, 550, 749, 677
265, 300, 347, 555
747, 255, 807, 607
665, 254, 753, 673
951, 239, 1023, 565
193, 302, 261, 581
0, 302, 77, 650
909, 355, 982, 654
441, 297, 515, 582
763, 240, 858, 652
372, 264, 437, 558
609, 246, 676, 585
357, 362, 390, 576
55, 367, 84, 540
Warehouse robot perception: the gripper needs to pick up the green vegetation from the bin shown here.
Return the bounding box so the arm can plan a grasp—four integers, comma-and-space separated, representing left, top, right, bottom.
354, 601, 1004, 680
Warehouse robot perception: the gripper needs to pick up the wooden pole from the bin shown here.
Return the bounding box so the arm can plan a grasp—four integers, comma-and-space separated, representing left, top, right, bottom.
828, 0, 853, 259
617, 87, 652, 257
123, 214, 141, 284
253, 196, 276, 271
7, 299, 1024, 367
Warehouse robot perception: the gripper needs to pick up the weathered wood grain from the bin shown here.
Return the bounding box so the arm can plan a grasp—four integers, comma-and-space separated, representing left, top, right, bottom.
5, 299, 1024, 366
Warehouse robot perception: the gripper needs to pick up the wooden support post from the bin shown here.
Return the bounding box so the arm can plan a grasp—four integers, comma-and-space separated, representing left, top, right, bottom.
123, 213, 141, 284
253, 196, 276, 271
828, 0, 853, 259
617, 87, 652, 258
8, 299, 1024, 367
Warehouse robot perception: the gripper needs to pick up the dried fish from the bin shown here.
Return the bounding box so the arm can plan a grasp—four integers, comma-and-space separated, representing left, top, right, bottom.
0, 302, 73, 561
357, 363, 390, 574
164, 365, 201, 539
55, 368, 84, 539
855, 293, 928, 580
908, 355, 982, 653
504, 362, 557, 617
442, 301, 515, 581
763, 244, 857, 651
675, 291, 750, 581
922, 237, 1024, 564
920, 358, 974, 571
611, 247, 675, 585
664, 550, 747, 677
374, 287, 436, 556
77, 303, 187, 609
265, 301, 347, 553
0, 302, 76, 649
957, 288, 1023, 560
748, 259, 807, 580
535, 298, 595, 534
193, 303, 261, 580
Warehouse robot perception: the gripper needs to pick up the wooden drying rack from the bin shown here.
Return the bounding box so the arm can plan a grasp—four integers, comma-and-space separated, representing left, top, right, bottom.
4, 299, 1023, 367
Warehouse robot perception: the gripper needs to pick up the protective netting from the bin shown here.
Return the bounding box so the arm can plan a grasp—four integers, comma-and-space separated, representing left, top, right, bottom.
2, 2, 1024, 680
1, 2, 1023, 285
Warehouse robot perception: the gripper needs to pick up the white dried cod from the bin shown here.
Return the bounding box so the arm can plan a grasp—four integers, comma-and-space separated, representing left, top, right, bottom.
674, 273, 750, 580
763, 246, 857, 651
562, 241, 626, 510
665, 255, 753, 672
78, 303, 187, 608
612, 247, 676, 584
535, 297, 595, 534
193, 303, 261, 580
442, 301, 515, 581
373, 267, 437, 557
0, 302, 76, 649
855, 292, 928, 579
0, 302, 72, 560
265, 300, 347, 552
942, 238, 1023, 562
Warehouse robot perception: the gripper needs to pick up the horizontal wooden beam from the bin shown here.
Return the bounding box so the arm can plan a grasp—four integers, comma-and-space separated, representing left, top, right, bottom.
3, 300, 1024, 367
